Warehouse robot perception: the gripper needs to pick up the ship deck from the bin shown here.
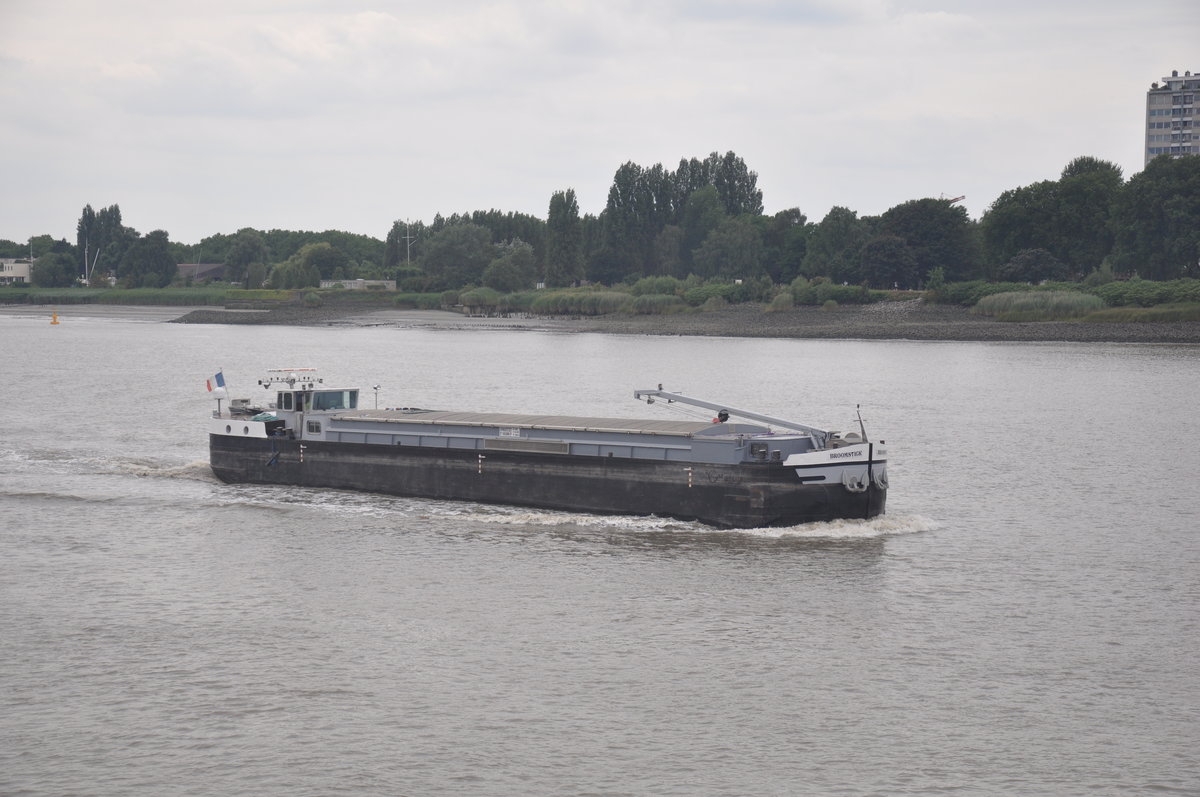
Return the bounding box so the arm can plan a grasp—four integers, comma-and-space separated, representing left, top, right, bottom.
335, 409, 731, 438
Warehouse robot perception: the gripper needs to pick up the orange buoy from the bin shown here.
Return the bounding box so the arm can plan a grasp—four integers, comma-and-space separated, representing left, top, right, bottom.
51, 311, 59, 325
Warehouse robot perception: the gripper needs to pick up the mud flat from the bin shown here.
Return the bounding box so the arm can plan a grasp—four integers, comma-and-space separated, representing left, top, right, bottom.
172, 300, 1200, 344
6, 300, 1196, 343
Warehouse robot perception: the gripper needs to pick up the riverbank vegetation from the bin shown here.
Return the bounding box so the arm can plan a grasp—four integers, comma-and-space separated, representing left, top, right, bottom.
3, 151, 1197, 327
7, 275, 1199, 326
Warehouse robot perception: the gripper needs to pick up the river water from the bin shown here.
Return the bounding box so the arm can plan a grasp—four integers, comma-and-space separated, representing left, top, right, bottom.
1, 309, 1198, 796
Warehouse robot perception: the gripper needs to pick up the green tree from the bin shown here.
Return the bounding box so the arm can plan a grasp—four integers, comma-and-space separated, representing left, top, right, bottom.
74, 204, 129, 282
266, 243, 340, 288
266, 258, 319, 289
483, 239, 537, 292
651, 225, 684, 277
981, 157, 1124, 277
1112, 155, 1200, 280
680, 186, 726, 269
0, 239, 27, 258
691, 216, 764, 279
224, 228, 269, 286
859, 235, 918, 288
878, 198, 980, 282
674, 151, 764, 217
708, 150, 764, 216
585, 246, 626, 285
980, 181, 1058, 272
88, 205, 131, 280
997, 248, 1069, 283
1053, 157, 1123, 274
245, 262, 268, 289
802, 206, 872, 283
76, 204, 97, 281
544, 189, 584, 286
284, 242, 347, 280
600, 161, 655, 277
421, 222, 494, 289
117, 230, 176, 288
31, 252, 77, 287
759, 208, 808, 284
384, 220, 425, 271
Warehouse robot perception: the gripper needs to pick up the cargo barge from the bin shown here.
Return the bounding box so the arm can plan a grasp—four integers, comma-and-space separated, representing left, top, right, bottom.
208, 369, 888, 528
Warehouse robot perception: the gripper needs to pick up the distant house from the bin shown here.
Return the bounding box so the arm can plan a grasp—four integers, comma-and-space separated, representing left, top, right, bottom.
319, 279, 396, 291
177, 263, 227, 282
0, 258, 32, 285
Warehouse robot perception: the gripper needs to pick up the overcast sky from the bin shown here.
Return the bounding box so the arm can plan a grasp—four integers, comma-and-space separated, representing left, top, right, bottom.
1, 0, 1196, 246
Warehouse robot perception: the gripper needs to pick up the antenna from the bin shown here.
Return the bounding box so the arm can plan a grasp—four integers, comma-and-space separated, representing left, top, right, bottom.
402, 220, 418, 266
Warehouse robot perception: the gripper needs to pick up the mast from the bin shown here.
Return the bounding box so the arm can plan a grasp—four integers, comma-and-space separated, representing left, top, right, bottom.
633, 387, 829, 445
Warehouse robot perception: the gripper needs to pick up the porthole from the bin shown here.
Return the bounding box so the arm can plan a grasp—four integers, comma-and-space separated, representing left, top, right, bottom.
244, 426, 250, 435
225, 425, 231, 433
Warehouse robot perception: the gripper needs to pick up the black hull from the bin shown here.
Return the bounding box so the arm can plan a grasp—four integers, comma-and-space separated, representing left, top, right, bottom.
209, 435, 886, 529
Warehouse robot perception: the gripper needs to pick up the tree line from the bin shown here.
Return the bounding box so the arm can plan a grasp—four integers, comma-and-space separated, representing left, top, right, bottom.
4, 150, 1198, 291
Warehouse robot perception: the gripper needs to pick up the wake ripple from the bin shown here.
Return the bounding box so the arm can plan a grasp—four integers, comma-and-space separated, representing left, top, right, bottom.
1, 447, 218, 483
472, 507, 937, 538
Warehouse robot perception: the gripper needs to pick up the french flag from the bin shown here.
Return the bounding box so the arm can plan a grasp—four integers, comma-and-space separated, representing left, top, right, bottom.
206, 371, 226, 392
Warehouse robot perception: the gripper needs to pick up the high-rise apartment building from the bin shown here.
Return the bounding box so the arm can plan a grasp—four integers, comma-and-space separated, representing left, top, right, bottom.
1145, 70, 1198, 165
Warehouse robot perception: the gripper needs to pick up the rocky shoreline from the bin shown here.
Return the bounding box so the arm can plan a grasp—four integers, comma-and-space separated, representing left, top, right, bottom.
169, 300, 1200, 344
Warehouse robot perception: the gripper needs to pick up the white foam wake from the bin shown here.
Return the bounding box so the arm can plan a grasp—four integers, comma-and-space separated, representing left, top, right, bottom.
471, 507, 937, 538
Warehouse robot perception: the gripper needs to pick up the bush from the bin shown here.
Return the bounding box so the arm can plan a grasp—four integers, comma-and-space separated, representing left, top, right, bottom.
1081, 303, 1200, 322
934, 280, 1035, 306
766, 292, 794, 312
822, 299, 838, 310
700, 295, 728, 312
925, 266, 946, 299
1092, 278, 1200, 307
303, 292, 322, 308
1082, 259, 1116, 287
628, 294, 686, 314
393, 292, 443, 310
793, 280, 886, 306
440, 289, 461, 307
973, 290, 1105, 321
498, 291, 537, 313
682, 283, 735, 306
631, 276, 683, 296
997, 248, 1069, 282
459, 286, 503, 311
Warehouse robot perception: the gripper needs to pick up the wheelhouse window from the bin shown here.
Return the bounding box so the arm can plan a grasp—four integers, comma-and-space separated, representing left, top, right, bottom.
278, 392, 294, 410
311, 390, 358, 411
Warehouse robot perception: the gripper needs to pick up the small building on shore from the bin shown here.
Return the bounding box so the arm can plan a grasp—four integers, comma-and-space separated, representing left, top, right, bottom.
0, 258, 32, 285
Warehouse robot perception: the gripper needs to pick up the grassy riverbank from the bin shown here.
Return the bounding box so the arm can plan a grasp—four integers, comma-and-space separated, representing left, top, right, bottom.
5, 287, 1198, 343
167, 300, 1200, 344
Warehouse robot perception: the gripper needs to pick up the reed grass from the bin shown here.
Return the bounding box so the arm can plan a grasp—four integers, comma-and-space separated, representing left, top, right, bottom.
973, 291, 1105, 321
1080, 303, 1200, 323
529, 290, 629, 315
628, 293, 686, 314
0, 287, 234, 306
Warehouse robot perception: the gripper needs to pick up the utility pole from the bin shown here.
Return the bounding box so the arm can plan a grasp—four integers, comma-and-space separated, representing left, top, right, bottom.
402, 220, 418, 266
